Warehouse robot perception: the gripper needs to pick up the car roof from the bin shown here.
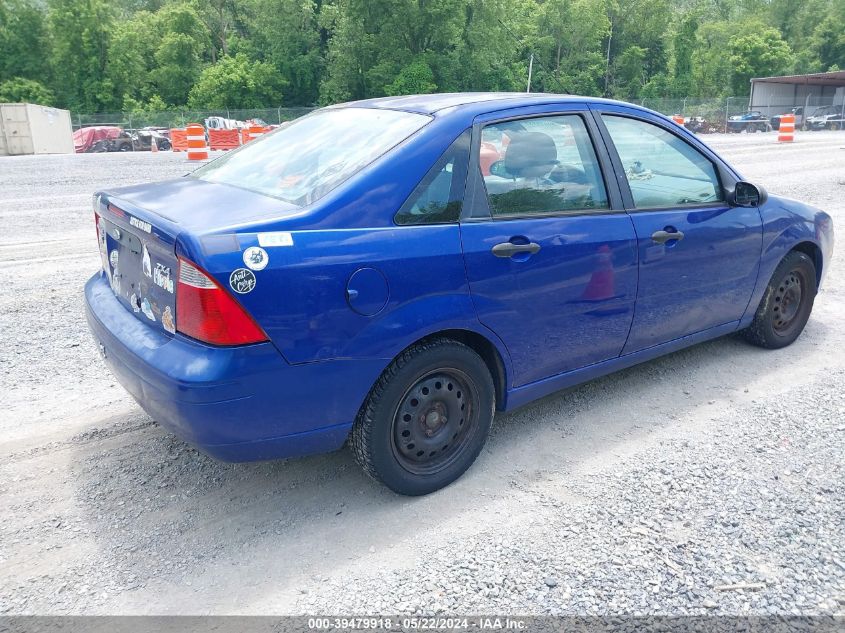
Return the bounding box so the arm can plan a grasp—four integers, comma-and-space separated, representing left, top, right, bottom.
337, 92, 626, 116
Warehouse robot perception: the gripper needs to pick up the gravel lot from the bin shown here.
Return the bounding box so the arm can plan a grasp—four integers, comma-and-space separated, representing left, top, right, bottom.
0, 133, 843, 616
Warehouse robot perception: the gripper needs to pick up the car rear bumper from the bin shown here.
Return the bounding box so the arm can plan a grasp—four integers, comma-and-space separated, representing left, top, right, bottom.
84, 272, 384, 461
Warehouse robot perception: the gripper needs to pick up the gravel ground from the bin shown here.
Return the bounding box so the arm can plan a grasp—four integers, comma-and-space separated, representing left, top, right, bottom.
0, 133, 843, 616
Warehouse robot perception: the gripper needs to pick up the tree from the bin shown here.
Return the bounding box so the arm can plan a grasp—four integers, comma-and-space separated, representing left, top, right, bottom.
250, 0, 324, 105
672, 12, 698, 96
48, 0, 113, 111
384, 59, 437, 95
0, 0, 52, 83
104, 12, 156, 110
728, 27, 793, 95
531, 0, 609, 95
808, 2, 845, 72
150, 3, 210, 105
0, 77, 55, 104
188, 52, 286, 108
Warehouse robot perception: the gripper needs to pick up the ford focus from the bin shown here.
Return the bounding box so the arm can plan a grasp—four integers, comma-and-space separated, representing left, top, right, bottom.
84, 93, 834, 495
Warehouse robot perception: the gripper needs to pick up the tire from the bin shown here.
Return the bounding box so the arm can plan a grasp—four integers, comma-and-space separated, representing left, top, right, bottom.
351, 338, 495, 496
742, 251, 817, 349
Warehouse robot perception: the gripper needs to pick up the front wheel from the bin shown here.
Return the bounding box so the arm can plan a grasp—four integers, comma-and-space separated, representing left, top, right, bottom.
742, 251, 817, 349
351, 338, 495, 495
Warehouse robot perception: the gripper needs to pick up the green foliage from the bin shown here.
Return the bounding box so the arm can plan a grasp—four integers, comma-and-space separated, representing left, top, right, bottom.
0, 77, 55, 104
123, 93, 167, 113
150, 3, 210, 105
47, 0, 113, 111
188, 52, 286, 108
385, 60, 437, 96
0, 0, 51, 83
728, 27, 793, 94
0, 0, 843, 112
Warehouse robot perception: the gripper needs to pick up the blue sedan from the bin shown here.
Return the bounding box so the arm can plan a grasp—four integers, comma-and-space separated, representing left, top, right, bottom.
85, 93, 834, 495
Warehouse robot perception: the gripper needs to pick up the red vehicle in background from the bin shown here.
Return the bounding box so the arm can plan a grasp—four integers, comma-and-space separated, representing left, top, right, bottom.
73, 126, 123, 153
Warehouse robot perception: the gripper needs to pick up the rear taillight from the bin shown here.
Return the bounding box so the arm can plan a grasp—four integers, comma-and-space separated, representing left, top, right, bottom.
176, 257, 268, 346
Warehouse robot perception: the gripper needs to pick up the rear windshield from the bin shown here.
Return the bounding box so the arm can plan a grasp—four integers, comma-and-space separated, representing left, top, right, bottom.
193, 108, 431, 206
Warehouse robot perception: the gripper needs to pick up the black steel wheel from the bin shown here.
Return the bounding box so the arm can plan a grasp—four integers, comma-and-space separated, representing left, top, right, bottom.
392, 368, 478, 476
743, 251, 817, 349
771, 270, 804, 334
351, 338, 495, 495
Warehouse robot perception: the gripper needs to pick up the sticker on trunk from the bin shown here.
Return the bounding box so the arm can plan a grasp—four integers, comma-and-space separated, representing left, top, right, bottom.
142, 244, 152, 278
153, 263, 174, 293
243, 246, 269, 271
229, 268, 256, 294
130, 292, 140, 313
257, 232, 294, 247
162, 306, 175, 333
109, 249, 119, 269
141, 297, 155, 321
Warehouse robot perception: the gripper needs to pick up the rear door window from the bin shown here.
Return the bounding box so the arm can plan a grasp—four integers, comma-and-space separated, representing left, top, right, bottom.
479, 114, 609, 217
394, 129, 470, 225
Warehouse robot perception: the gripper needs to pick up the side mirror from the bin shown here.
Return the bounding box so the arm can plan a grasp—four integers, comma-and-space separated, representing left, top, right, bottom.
730, 181, 767, 207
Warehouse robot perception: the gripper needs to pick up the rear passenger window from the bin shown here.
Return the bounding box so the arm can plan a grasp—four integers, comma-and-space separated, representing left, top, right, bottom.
395, 129, 470, 225
602, 115, 723, 208
479, 115, 609, 217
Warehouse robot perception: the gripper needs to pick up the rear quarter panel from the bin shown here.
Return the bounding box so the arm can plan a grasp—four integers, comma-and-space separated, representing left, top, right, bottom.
188, 224, 511, 372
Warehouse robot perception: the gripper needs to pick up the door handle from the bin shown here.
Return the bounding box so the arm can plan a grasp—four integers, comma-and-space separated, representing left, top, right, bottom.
651, 229, 685, 244
491, 241, 541, 258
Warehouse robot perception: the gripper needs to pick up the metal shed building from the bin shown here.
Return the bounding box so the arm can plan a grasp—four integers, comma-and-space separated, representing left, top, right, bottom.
0, 103, 74, 156
749, 70, 845, 120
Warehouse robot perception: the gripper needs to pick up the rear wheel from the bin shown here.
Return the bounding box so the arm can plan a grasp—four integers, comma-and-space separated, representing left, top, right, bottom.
742, 251, 817, 349
351, 338, 495, 495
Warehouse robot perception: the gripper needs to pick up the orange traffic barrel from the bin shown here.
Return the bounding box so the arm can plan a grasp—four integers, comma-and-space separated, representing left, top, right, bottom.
186, 124, 209, 160
672, 115, 684, 126
169, 128, 188, 152
778, 114, 795, 142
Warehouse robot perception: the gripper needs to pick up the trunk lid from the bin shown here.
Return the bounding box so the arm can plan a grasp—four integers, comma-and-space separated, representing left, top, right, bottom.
103, 177, 300, 233
96, 195, 179, 336
95, 178, 299, 336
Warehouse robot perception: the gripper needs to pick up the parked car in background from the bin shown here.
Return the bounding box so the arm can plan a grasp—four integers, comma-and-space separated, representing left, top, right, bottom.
73, 126, 123, 153
85, 93, 833, 495
684, 116, 713, 134
770, 107, 804, 131
806, 105, 845, 131
132, 129, 171, 151
726, 111, 770, 133
205, 116, 245, 130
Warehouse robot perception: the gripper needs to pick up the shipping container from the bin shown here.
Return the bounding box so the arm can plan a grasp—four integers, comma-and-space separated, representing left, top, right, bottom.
0, 103, 74, 156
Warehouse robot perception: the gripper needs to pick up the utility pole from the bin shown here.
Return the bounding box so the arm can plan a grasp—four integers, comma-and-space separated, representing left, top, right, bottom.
526, 53, 534, 93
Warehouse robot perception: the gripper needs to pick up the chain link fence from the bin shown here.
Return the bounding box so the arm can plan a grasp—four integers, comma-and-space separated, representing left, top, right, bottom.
629, 97, 750, 132
70, 95, 845, 135
71, 100, 753, 134
72, 107, 316, 130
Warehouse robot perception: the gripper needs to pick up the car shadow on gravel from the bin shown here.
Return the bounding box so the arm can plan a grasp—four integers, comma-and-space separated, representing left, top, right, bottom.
67, 322, 829, 599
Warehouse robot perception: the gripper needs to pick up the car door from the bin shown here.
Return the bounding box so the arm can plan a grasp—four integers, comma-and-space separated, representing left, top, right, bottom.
592, 106, 763, 353
460, 107, 638, 388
